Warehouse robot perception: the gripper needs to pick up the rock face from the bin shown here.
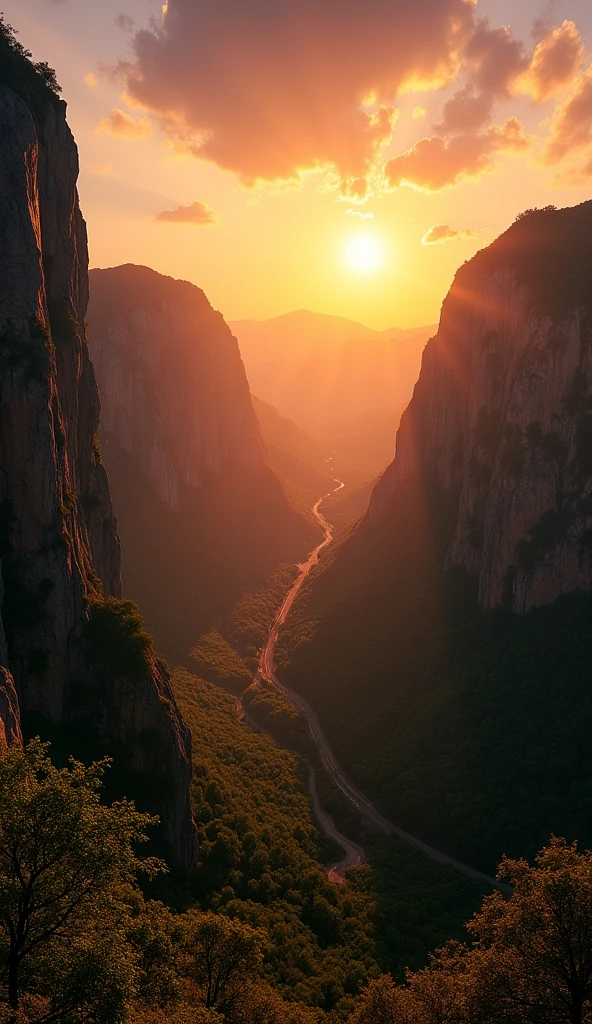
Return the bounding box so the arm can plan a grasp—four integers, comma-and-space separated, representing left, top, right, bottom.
85, 265, 319, 669
0, 44, 196, 866
372, 202, 592, 612
88, 266, 265, 511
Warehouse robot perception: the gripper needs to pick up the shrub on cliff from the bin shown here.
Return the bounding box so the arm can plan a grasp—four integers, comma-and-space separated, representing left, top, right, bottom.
0, 16, 61, 116
85, 597, 155, 681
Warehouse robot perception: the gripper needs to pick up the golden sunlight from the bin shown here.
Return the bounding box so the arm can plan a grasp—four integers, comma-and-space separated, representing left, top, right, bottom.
345, 234, 384, 274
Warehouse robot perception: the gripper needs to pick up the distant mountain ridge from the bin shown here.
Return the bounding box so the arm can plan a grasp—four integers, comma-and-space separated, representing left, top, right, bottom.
232, 308, 434, 345
230, 310, 435, 434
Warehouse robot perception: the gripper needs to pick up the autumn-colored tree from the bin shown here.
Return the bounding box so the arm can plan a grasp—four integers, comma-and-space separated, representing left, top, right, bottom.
467, 837, 592, 1024
350, 839, 592, 1024
347, 975, 414, 1024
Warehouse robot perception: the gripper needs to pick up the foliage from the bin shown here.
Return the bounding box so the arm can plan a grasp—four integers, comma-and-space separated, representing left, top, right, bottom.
515, 508, 573, 572
85, 597, 155, 680
242, 681, 313, 753
189, 633, 252, 693
0, 739, 163, 1023
180, 910, 263, 1010
279, 479, 592, 874
0, 16, 61, 118
348, 837, 592, 1024
172, 670, 378, 1017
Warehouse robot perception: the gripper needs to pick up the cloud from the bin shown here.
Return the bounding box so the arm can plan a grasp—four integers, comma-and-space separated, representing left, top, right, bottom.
87, 163, 114, 176
117, 0, 477, 185
83, 72, 97, 88
412, 106, 427, 120
436, 19, 528, 134
421, 223, 480, 244
155, 201, 217, 225
385, 117, 528, 191
346, 209, 375, 219
95, 108, 153, 139
115, 13, 135, 33
554, 154, 592, 184
542, 64, 592, 163
519, 21, 583, 102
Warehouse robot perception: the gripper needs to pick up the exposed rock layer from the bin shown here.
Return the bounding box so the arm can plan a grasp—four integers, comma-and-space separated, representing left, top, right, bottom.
0, 72, 196, 865
372, 202, 592, 611
88, 266, 265, 511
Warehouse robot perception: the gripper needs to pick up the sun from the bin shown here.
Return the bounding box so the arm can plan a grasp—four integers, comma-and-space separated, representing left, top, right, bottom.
345, 234, 384, 274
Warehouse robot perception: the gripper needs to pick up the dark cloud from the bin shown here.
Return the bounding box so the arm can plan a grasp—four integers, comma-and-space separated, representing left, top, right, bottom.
115, 13, 135, 33
155, 201, 217, 224
118, 0, 475, 184
436, 19, 528, 134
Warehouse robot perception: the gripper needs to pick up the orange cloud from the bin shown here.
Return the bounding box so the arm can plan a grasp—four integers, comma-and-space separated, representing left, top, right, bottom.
155, 201, 217, 225
95, 108, 153, 139
84, 72, 97, 88
519, 21, 583, 103
117, 0, 476, 185
421, 223, 480, 244
385, 117, 528, 191
346, 209, 375, 220
543, 64, 592, 164
412, 106, 427, 120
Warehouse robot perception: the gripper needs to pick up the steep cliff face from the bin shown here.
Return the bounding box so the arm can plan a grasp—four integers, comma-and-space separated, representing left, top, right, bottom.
87, 266, 319, 667
88, 266, 265, 511
372, 202, 592, 612
0, 37, 196, 866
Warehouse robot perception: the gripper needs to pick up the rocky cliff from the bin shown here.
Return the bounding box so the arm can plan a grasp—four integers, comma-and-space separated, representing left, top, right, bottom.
0, 29, 197, 866
88, 266, 265, 511
86, 265, 319, 668
372, 202, 592, 612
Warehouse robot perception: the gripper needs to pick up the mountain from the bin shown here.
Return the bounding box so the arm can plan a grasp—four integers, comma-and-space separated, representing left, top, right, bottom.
230, 310, 434, 435
278, 202, 592, 873
251, 395, 335, 502
87, 268, 320, 667
373, 202, 592, 612
251, 394, 328, 474
0, 42, 196, 864
90, 265, 265, 510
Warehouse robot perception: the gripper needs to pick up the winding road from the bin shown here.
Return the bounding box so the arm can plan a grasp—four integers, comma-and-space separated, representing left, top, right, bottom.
257, 481, 508, 892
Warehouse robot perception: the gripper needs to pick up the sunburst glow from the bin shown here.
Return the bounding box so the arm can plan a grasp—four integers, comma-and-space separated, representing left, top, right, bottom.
345, 235, 384, 274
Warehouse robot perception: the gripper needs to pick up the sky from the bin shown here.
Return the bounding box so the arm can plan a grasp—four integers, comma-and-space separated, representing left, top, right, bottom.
4, 0, 592, 329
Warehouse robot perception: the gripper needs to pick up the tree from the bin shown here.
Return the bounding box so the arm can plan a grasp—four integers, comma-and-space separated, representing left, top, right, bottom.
0, 739, 164, 1024
467, 837, 592, 1024
347, 975, 415, 1024
180, 910, 263, 1010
